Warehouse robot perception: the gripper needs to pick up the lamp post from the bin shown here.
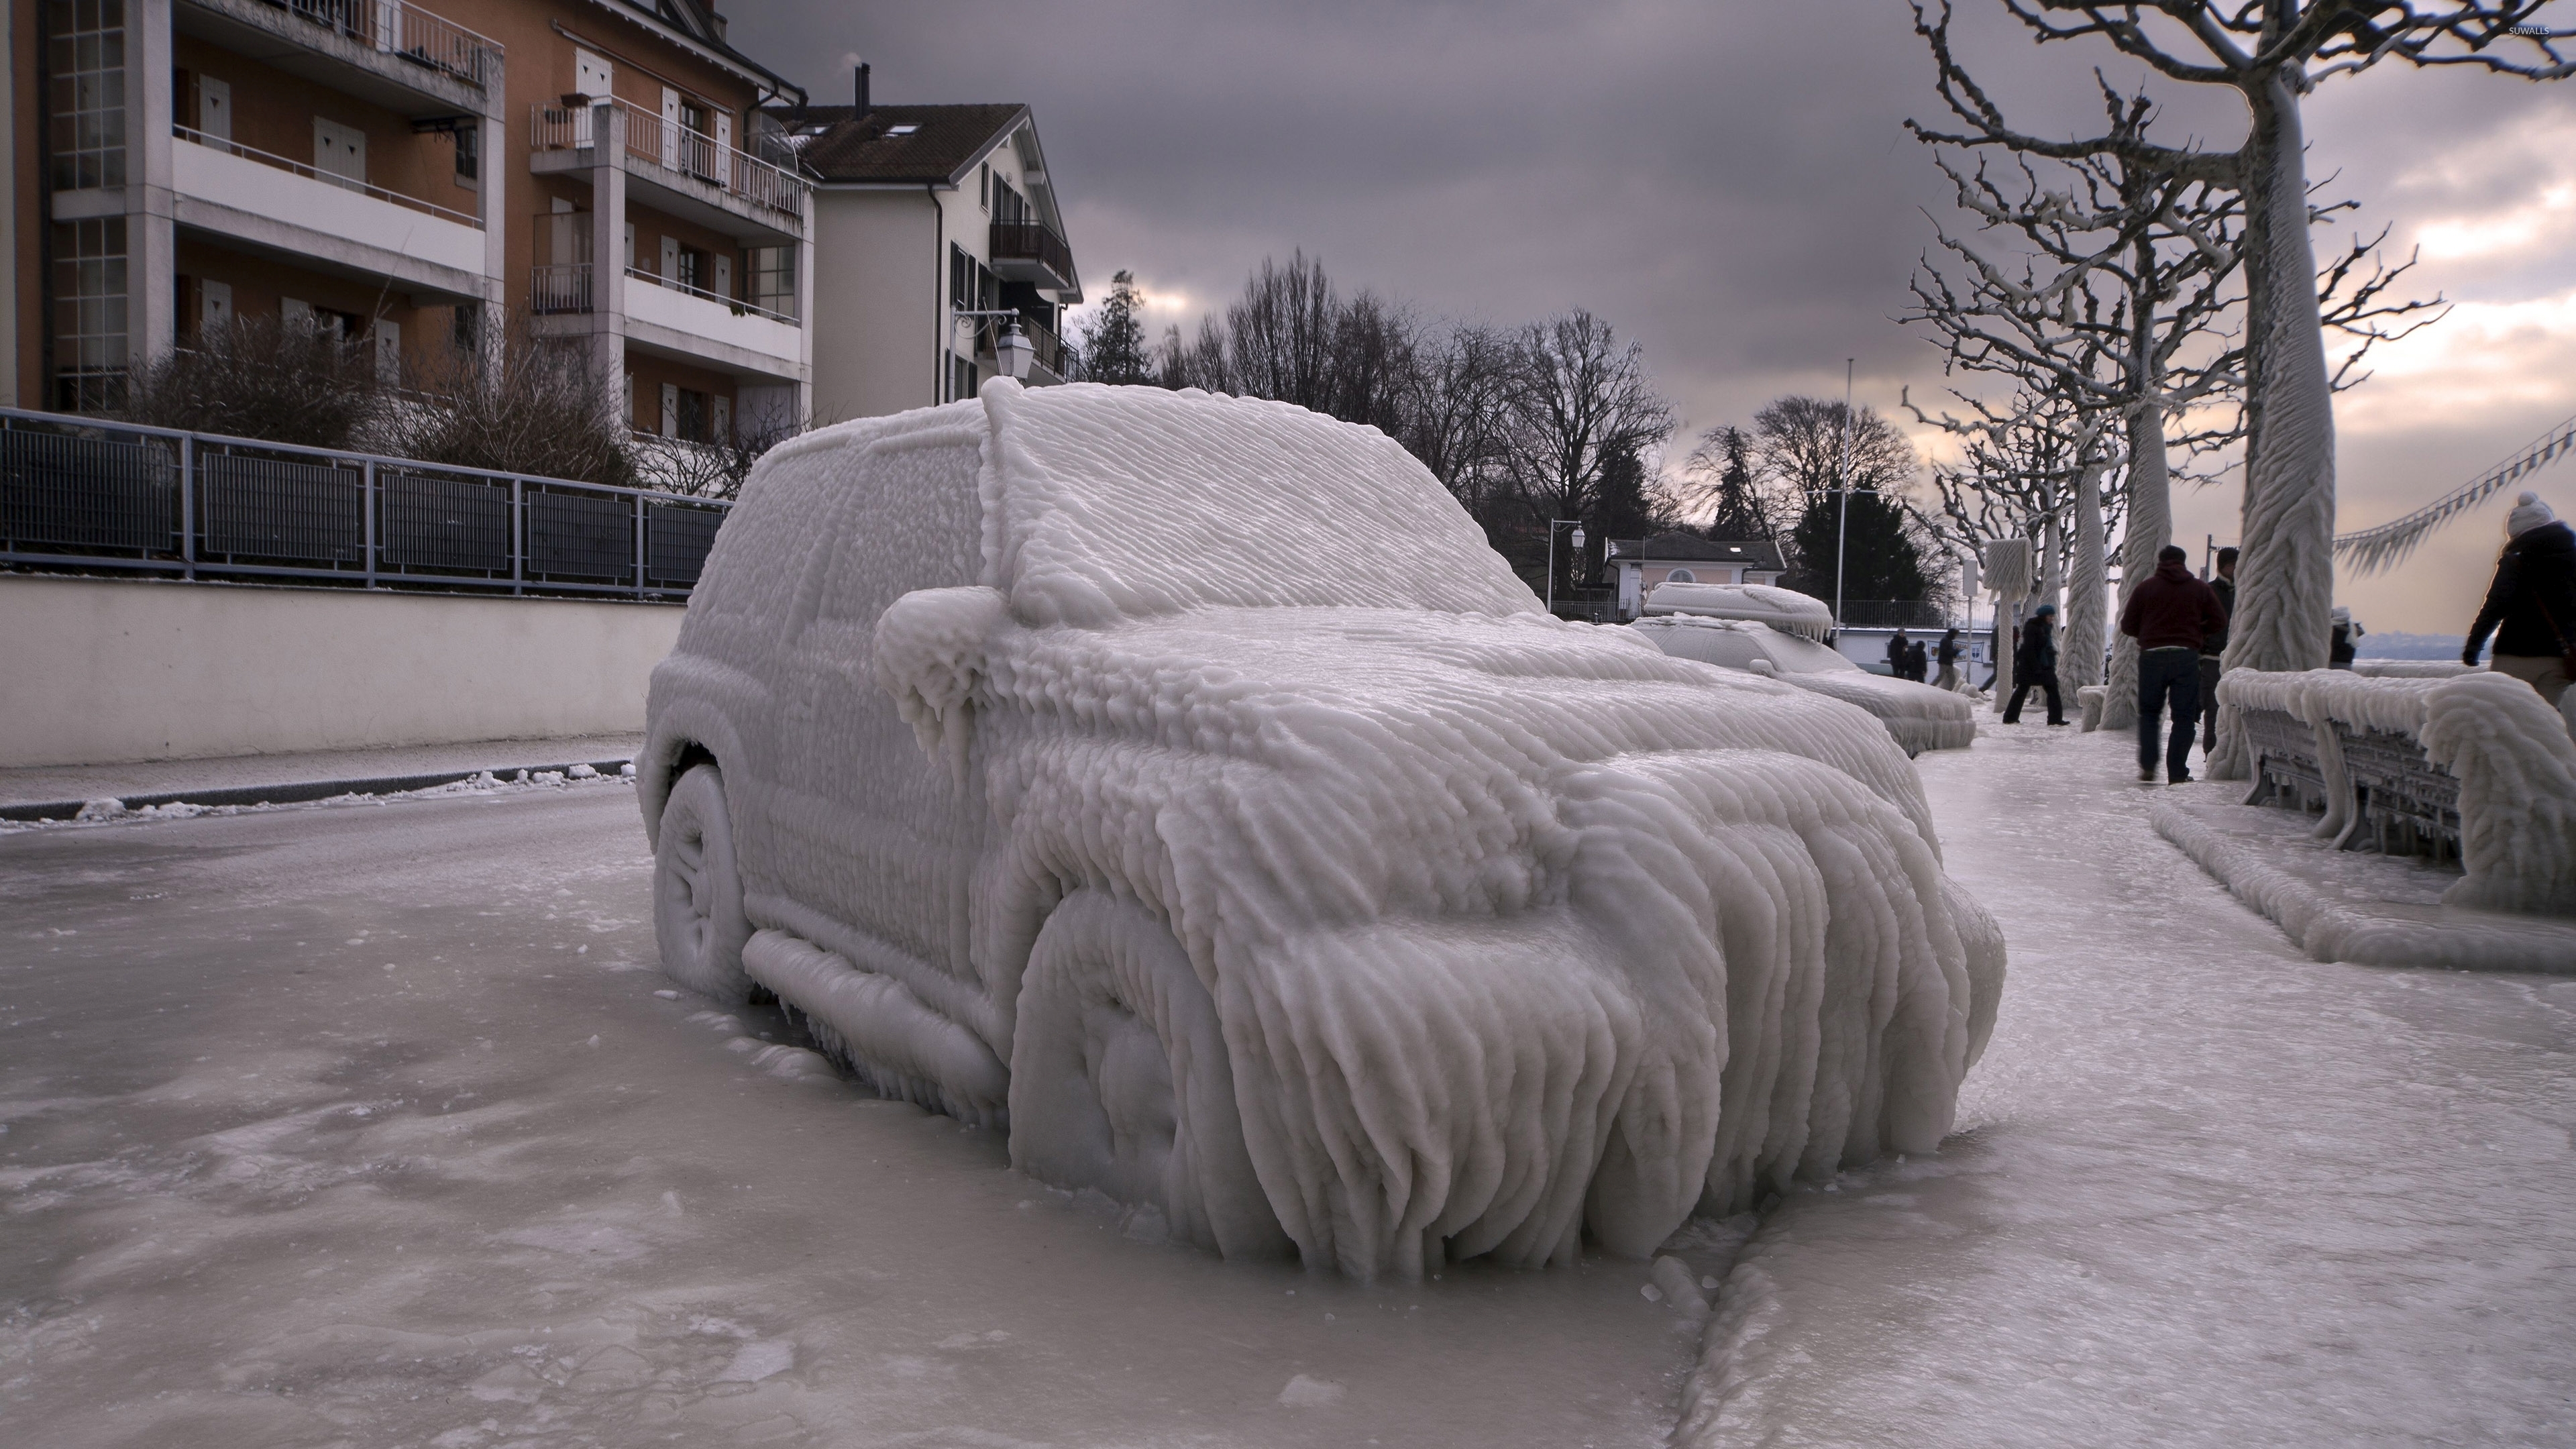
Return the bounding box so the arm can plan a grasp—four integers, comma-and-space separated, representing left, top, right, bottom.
1546, 519, 1585, 616
951, 309, 1038, 388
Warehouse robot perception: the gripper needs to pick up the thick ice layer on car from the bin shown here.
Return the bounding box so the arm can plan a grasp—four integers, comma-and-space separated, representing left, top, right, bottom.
655, 382, 2006, 1279
1633, 615, 1977, 755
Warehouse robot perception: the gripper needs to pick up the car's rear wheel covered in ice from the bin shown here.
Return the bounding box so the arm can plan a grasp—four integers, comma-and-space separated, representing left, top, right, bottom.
1008, 891, 1293, 1259
653, 763, 753, 1002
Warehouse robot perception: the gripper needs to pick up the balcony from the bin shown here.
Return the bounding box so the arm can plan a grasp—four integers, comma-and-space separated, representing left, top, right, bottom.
170, 126, 487, 299
988, 221, 1075, 292
174, 0, 502, 119
528, 265, 804, 384
530, 101, 808, 245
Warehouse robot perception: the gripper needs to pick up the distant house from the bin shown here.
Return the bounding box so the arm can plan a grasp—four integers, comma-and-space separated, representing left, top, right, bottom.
768, 74, 1080, 422
1606, 533, 1786, 621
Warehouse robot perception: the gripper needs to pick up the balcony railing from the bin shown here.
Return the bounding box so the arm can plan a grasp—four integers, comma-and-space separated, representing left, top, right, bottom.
248, 0, 503, 90
0, 407, 728, 598
625, 266, 798, 325
988, 221, 1075, 290
176, 125, 482, 227
531, 100, 808, 221
531, 262, 592, 315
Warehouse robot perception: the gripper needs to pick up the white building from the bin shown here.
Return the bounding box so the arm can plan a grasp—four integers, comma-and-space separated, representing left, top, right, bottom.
1607, 532, 1786, 622
769, 76, 1080, 421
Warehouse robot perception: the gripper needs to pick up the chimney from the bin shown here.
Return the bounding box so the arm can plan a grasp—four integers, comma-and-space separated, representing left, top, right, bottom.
855, 62, 871, 115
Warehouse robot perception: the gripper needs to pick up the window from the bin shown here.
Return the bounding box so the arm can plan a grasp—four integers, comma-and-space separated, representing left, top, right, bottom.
48, 0, 127, 191
453, 122, 478, 184
1665, 569, 1696, 584
948, 352, 977, 404
674, 388, 708, 442
313, 117, 367, 189
749, 245, 797, 320
990, 176, 1027, 227
979, 162, 989, 210
51, 217, 127, 411
885, 122, 919, 136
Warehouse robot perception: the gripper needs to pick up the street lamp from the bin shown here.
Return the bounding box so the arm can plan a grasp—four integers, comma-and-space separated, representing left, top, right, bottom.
951, 309, 1038, 390
994, 322, 1035, 381
1546, 519, 1585, 616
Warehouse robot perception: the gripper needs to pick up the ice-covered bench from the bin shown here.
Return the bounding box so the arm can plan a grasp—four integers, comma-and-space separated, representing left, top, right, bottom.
2214, 669, 2576, 914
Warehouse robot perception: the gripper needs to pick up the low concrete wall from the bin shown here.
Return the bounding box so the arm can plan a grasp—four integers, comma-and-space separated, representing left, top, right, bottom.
0, 575, 684, 767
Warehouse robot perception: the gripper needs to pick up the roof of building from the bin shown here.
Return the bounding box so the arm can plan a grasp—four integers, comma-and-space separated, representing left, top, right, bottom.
1615, 532, 1785, 570
590, 1, 801, 103
767, 103, 1031, 185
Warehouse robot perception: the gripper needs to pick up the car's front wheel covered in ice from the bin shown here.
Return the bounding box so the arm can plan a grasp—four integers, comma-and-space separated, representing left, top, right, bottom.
1008, 891, 1293, 1259
653, 763, 753, 1003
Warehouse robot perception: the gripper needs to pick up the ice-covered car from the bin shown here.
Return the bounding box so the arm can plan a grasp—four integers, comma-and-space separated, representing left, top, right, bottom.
1633, 593, 1977, 757
639, 381, 2003, 1279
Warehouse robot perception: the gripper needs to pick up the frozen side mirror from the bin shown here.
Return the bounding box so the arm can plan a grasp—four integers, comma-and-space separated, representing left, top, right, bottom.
873, 585, 1010, 782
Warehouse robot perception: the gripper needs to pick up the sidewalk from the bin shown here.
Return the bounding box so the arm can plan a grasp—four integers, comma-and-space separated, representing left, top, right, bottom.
0, 733, 646, 819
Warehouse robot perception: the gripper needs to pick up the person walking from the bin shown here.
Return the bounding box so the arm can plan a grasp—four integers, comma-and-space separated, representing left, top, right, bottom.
1935, 627, 1963, 690
2463, 491, 2576, 706
2200, 546, 2237, 752
2000, 603, 2064, 725
1907, 637, 1929, 683
1886, 628, 1913, 680
2121, 544, 2228, 784
2330, 606, 2363, 669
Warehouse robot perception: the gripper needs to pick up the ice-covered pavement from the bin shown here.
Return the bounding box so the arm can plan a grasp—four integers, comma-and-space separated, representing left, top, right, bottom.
1684, 724, 2576, 1447
0, 782, 1686, 1448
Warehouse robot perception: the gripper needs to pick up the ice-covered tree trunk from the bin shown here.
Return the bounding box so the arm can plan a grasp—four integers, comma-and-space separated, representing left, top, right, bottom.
2211, 74, 2336, 779
2064, 460, 2107, 695
2100, 400, 2171, 731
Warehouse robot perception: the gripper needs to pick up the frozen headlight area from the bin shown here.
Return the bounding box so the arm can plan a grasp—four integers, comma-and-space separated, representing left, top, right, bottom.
639, 382, 2006, 1279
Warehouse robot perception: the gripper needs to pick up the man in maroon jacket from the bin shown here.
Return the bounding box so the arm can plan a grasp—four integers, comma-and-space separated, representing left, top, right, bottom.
2120, 544, 2230, 784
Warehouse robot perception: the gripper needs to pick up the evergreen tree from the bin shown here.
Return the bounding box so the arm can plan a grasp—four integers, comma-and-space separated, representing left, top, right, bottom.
1075, 270, 1154, 384
1780, 491, 1929, 607
1682, 424, 1772, 540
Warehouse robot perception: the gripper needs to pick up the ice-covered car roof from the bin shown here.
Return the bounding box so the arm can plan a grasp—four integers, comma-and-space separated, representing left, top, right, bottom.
1640, 582, 1834, 641
761, 382, 1536, 627
1631, 616, 1976, 755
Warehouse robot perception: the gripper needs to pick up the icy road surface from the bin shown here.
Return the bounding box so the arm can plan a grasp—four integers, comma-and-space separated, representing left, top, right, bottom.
1688, 726, 2576, 1447
1, 784, 1686, 1448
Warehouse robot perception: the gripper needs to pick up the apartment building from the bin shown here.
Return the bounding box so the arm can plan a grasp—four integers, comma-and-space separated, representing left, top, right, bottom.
7, 0, 812, 439
771, 72, 1079, 421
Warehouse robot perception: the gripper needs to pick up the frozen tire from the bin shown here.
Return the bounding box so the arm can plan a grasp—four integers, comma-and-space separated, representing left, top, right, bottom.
653, 763, 753, 1003
1010, 892, 1292, 1260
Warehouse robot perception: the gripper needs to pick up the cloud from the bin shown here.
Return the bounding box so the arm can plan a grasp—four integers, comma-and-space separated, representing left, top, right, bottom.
731, 2, 2576, 630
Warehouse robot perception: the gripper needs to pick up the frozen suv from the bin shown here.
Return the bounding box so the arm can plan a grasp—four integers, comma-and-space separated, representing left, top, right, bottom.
639, 381, 2002, 1279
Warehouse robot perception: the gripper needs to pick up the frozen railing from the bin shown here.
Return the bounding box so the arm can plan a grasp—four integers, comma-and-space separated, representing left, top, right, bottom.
253, 0, 503, 90
531, 100, 809, 221
0, 407, 727, 599
175, 125, 482, 227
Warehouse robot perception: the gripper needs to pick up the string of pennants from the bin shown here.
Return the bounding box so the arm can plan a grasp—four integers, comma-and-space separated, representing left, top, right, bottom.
2333, 413, 2576, 575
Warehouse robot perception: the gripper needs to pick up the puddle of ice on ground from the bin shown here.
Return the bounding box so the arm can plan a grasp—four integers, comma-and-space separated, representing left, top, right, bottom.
0, 787, 1692, 1449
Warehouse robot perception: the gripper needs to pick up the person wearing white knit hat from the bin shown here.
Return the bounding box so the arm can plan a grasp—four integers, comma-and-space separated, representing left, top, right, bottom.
2463, 492, 2576, 706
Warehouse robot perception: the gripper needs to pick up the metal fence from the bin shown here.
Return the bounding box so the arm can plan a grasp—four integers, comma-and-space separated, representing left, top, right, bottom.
0, 408, 729, 600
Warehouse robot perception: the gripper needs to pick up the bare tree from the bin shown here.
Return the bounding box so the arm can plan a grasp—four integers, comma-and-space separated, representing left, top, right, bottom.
1954, 1, 2566, 772
1500, 310, 1676, 597
1399, 323, 1517, 511
379, 325, 639, 488
1680, 425, 1775, 540
119, 314, 382, 449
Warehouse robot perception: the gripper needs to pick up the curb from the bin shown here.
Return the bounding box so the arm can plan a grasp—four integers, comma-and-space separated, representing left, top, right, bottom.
0, 757, 638, 824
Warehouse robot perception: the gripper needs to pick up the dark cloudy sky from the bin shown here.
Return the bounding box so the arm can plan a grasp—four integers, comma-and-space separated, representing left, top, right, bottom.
733, 1, 2576, 633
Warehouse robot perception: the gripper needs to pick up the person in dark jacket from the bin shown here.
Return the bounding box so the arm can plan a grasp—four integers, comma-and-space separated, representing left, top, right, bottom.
2463, 491, 2576, 706
1907, 638, 1929, 683
2001, 602, 2063, 725
2200, 547, 2236, 751
1886, 629, 1913, 679
2121, 544, 2229, 784
2329, 606, 2363, 669
1935, 628, 1963, 690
